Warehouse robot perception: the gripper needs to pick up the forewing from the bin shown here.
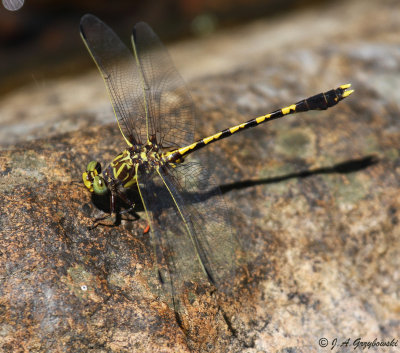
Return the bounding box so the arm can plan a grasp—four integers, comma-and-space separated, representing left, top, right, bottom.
80, 14, 147, 146
132, 22, 195, 149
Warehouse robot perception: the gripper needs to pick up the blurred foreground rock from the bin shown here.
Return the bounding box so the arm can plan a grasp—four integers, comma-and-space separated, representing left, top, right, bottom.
1, 0, 400, 351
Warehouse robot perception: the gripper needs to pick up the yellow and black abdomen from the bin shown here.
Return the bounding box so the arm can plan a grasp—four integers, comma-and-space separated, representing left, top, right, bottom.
294, 85, 349, 112
164, 84, 352, 163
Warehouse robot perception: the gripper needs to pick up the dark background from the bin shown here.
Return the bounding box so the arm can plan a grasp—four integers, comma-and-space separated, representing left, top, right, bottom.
0, 0, 331, 96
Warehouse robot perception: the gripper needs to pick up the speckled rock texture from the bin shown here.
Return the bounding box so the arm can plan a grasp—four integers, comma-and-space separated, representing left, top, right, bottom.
1, 0, 399, 352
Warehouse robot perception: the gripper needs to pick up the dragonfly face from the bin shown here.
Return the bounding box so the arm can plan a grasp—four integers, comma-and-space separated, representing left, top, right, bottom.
82, 160, 108, 195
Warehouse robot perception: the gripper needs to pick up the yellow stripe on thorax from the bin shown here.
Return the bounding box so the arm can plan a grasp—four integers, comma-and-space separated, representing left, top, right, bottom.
111, 150, 131, 164
123, 175, 137, 188
116, 163, 126, 177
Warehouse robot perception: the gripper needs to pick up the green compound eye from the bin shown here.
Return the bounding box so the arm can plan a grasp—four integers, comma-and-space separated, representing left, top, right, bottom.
87, 161, 101, 174
82, 161, 102, 192
93, 175, 108, 195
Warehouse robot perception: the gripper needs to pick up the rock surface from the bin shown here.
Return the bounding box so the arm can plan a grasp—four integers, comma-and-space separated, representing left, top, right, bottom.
1, 0, 400, 352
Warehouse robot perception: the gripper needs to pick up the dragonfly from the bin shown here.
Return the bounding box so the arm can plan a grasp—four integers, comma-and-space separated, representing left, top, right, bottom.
80, 14, 353, 301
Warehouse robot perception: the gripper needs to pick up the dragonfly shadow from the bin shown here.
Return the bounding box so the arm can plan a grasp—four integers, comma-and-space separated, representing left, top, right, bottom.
217, 155, 379, 196
90, 180, 188, 224
91, 188, 144, 226
89, 155, 378, 223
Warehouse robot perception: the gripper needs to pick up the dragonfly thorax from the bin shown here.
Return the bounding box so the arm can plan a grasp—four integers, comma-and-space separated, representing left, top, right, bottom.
83, 143, 168, 195
111, 142, 166, 184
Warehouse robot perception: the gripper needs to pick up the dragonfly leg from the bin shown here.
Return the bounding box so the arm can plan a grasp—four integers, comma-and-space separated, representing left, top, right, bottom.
88, 190, 138, 229
114, 189, 149, 233
88, 192, 117, 229
117, 191, 149, 233
117, 191, 136, 215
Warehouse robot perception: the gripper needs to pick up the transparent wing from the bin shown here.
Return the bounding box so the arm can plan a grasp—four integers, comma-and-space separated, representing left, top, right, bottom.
80, 15, 196, 149
132, 22, 195, 149
136, 162, 235, 300
80, 14, 148, 146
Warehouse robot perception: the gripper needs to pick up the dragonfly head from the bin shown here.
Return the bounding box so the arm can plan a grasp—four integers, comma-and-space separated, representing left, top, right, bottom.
82, 161, 108, 195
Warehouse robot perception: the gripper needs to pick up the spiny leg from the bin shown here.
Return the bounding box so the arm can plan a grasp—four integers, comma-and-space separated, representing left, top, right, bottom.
88, 192, 117, 229
88, 191, 137, 229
